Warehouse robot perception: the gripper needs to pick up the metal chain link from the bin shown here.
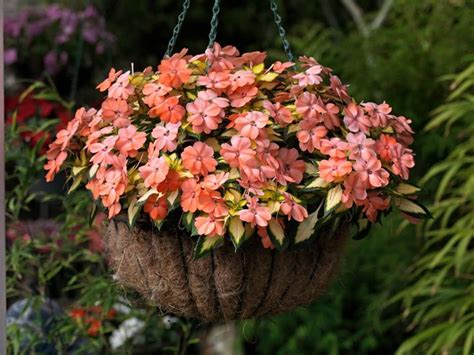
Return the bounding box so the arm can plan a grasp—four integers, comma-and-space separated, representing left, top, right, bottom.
270, 0, 294, 62
208, 0, 221, 48
165, 0, 191, 57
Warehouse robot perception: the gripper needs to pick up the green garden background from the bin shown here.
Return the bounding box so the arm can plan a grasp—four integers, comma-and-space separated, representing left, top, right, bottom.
4, 0, 474, 353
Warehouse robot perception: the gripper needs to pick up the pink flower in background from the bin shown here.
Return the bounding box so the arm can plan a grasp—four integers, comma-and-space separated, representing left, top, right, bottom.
238, 197, 272, 227
390, 143, 415, 179
344, 103, 371, 133
181, 142, 217, 176
149, 96, 185, 123
101, 98, 130, 127
44, 150, 68, 182
320, 103, 340, 130
353, 156, 389, 188
139, 156, 169, 189
257, 227, 275, 249
88, 135, 118, 166
234, 111, 268, 139
319, 158, 352, 183
201, 172, 229, 191
362, 193, 391, 222
329, 75, 351, 102
220, 136, 256, 168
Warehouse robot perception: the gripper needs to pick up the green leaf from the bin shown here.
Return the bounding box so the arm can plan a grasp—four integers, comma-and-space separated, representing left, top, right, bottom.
395, 197, 432, 219
352, 219, 372, 240
127, 197, 140, 228
194, 236, 225, 259
228, 216, 246, 249
295, 205, 321, 244
137, 189, 161, 205
395, 183, 421, 195
267, 218, 286, 249
324, 184, 343, 214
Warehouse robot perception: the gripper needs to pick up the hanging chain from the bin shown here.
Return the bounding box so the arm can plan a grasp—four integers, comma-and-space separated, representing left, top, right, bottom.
165, 0, 191, 57
208, 0, 221, 48
270, 0, 294, 62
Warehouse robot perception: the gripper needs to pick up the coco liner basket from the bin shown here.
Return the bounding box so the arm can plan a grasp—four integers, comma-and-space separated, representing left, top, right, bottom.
44, 0, 430, 321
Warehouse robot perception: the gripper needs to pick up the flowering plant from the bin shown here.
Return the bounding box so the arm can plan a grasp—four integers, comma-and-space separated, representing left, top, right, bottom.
4, 5, 114, 77
45, 43, 430, 256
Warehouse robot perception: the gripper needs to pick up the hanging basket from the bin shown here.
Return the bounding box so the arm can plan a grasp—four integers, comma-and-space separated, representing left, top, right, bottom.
43, 0, 428, 323
105, 219, 348, 321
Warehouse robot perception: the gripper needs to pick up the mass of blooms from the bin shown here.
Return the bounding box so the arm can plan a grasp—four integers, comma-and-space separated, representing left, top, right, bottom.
44, 43, 429, 252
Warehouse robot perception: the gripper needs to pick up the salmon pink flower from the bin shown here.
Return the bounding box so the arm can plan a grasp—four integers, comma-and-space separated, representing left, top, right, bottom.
55, 120, 79, 150
257, 227, 275, 249
263, 100, 293, 125
362, 193, 391, 222
96, 68, 122, 92
151, 122, 180, 152
108, 71, 133, 100
329, 75, 351, 102
116, 125, 147, 157
230, 70, 255, 89
280, 193, 308, 222
157, 170, 181, 193
158, 56, 191, 88
296, 92, 326, 121
319, 158, 352, 183
363, 102, 391, 128
201, 172, 229, 190
346, 132, 376, 160
390, 143, 415, 179
228, 85, 258, 108
139, 156, 169, 188
344, 103, 371, 133
88, 135, 118, 166
353, 156, 389, 188
142, 82, 172, 107
293, 64, 323, 87
276, 148, 305, 185
342, 173, 368, 208
186, 98, 222, 134
149, 96, 185, 123
197, 90, 229, 109
197, 71, 231, 91
375, 134, 397, 161
220, 136, 256, 168
181, 142, 217, 176
194, 214, 225, 236
101, 98, 130, 128
319, 138, 348, 159
234, 111, 269, 140
320, 103, 341, 130
296, 120, 327, 153
180, 178, 201, 213
44, 150, 67, 182
144, 195, 168, 221
272, 61, 294, 73
238, 197, 272, 227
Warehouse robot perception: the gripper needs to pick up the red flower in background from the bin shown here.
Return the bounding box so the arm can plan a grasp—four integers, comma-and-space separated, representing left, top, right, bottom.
5, 94, 71, 153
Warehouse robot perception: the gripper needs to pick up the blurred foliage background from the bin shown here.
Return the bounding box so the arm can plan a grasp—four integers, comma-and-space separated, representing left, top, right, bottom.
4, 0, 473, 353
